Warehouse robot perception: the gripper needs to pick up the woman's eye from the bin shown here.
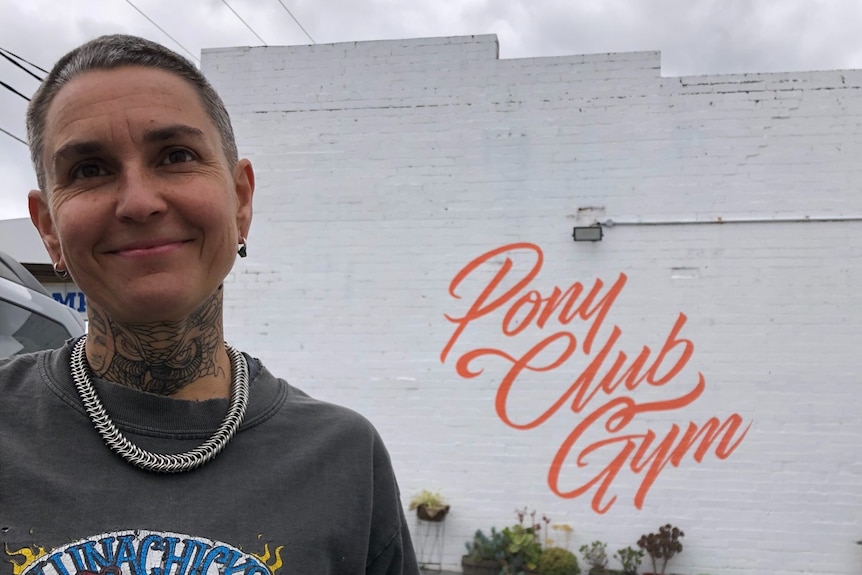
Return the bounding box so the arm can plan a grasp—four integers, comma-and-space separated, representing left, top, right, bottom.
164, 149, 194, 164
71, 163, 107, 179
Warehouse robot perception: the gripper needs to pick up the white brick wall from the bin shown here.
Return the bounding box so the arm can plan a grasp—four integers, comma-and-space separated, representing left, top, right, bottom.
203, 35, 862, 574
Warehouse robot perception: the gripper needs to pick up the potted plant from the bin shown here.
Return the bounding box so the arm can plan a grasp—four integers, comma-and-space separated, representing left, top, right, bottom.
614, 546, 644, 575
408, 489, 450, 522
464, 507, 552, 575
579, 541, 609, 575
538, 546, 581, 575
501, 523, 543, 574
636, 524, 684, 575
462, 528, 506, 575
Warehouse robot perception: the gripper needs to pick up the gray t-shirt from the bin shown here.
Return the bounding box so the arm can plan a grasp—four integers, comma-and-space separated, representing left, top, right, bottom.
0, 339, 418, 574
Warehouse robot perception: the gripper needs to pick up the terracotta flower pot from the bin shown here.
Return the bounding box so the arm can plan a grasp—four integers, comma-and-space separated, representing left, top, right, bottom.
416, 503, 450, 522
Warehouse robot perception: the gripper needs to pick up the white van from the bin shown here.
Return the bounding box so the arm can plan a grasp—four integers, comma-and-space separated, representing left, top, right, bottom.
0, 251, 85, 359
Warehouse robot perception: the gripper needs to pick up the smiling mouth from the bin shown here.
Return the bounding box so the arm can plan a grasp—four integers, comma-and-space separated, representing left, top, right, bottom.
113, 240, 189, 257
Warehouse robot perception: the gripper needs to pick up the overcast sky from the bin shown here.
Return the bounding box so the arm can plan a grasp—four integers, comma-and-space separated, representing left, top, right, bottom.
2, 0, 862, 221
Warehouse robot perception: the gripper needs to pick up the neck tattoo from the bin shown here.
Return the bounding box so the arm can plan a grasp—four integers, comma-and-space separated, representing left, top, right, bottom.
85, 293, 224, 396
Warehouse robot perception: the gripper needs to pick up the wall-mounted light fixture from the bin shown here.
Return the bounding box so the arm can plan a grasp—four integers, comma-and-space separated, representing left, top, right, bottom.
572, 225, 603, 242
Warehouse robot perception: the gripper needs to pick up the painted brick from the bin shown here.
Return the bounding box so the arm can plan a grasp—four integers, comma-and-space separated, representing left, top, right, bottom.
204, 35, 862, 574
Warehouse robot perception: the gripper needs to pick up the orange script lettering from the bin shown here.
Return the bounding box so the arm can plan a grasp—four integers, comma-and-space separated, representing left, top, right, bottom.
441, 242, 751, 513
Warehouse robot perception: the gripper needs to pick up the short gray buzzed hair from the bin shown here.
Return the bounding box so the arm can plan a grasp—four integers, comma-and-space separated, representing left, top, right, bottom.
26, 34, 238, 191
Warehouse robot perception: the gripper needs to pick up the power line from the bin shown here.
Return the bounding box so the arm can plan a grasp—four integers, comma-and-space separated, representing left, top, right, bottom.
0, 47, 47, 76
0, 126, 27, 146
0, 79, 30, 101
0, 50, 43, 81
123, 0, 201, 63
221, 0, 267, 46
276, 0, 315, 44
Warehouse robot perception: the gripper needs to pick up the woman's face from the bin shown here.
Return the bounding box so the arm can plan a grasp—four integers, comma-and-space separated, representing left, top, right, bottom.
29, 66, 254, 325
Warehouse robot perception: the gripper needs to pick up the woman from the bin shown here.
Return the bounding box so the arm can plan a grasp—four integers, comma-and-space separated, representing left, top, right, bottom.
0, 34, 418, 575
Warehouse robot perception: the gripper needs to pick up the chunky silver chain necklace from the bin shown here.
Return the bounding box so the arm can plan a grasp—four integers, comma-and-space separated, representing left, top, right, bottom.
70, 336, 249, 474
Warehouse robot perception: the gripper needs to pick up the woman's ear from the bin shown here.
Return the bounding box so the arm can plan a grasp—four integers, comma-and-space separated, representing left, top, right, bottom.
28, 189, 63, 266
233, 158, 255, 239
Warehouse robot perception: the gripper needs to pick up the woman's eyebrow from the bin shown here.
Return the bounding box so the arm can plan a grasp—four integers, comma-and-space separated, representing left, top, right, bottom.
51, 140, 106, 171
143, 124, 207, 143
